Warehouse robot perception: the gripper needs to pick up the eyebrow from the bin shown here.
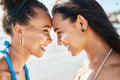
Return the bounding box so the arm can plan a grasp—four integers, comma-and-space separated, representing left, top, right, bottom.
54, 28, 60, 32
42, 25, 51, 28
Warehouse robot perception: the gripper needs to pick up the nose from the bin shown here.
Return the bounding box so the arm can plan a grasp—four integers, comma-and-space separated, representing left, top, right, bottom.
47, 36, 52, 44
58, 37, 62, 46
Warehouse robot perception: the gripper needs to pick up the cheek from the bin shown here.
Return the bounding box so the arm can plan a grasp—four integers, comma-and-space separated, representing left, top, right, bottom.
61, 33, 68, 41
24, 32, 47, 45
72, 34, 85, 51
66, 32, 76, 42
68, 32, 81, 47
38, 33, 47, 43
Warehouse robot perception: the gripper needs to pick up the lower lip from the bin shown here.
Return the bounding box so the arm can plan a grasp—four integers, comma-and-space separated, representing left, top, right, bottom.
40, 47, 45, 51
67, 46, 71, 51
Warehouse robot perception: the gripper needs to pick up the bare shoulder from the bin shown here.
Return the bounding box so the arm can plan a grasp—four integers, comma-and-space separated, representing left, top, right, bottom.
0, 56, 8, 70
98, 52, 120, 80
0, 70, 11, 80
0, 56, 11, 80
98, 64, 120, 80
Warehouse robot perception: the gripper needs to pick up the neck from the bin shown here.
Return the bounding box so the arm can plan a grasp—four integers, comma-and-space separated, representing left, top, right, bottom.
8, 44, 30, 73
84, 29, 111, 69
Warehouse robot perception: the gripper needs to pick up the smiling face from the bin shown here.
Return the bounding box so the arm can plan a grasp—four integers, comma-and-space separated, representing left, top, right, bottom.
22, 8, 52, 57
52, 13, 86, 56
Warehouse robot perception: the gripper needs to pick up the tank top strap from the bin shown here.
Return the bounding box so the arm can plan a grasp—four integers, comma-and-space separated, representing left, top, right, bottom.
24, 64, 30, 80
0, 41, 30, 80
1, 41, 10, 54
0, 41, 17, 80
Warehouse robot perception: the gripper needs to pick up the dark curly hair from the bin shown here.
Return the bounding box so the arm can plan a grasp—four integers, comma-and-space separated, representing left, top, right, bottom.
0, 0, 48, 35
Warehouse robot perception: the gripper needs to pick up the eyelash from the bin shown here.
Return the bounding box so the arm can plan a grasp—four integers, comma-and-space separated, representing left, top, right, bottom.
43, 29, 49, 32
57, 32, 60, 34
57, 31, 62, 35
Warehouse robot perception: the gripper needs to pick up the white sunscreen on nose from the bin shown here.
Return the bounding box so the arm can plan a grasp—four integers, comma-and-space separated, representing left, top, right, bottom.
61, 33, 68, 41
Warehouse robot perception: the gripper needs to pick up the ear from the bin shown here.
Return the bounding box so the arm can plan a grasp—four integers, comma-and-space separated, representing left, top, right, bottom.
13, 24, 25, 37
75, 15, 88, 30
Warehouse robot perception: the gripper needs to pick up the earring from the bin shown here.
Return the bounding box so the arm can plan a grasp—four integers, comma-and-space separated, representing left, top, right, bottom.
80, 23, 85, 32
20, 37, 24, 46
82, 28, 85, 32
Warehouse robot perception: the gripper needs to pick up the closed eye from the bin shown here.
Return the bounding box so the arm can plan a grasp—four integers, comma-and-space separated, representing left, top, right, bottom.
42, 25, 51, 33
54, 28, 62, 35
57, 31, 61, 34
43, 30, 49, 32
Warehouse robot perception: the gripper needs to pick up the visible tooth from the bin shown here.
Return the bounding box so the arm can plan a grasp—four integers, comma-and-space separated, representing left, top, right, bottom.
42, 46, 46, 49
40, 45, 45, 49
41, 46, 43, 48
66, 45, 70, 48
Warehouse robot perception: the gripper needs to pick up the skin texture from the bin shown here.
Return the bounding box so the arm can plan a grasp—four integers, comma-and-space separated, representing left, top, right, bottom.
52, 13, 120, 80
0, 7, 52, 80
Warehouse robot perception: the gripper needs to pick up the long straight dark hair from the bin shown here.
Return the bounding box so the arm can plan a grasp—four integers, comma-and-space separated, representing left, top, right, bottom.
52, 0, 120, 53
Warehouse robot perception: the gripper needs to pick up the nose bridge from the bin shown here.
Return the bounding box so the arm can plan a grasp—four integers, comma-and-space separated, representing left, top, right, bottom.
57, 35, 62, 45
47, 34, 52, 43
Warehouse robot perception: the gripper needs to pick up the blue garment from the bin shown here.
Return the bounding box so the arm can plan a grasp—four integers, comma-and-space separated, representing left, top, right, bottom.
0, 41, 30, 80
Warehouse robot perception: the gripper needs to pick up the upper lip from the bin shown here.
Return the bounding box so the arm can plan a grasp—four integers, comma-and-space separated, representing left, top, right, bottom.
40, 45, 46, 50
40, 42, 50, 47
64, 43, 70, 48
40, 43, 48, 49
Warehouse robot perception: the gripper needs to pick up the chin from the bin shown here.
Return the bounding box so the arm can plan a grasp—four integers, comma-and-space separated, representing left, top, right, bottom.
70, 50, 81, 57
36, 54, 43, 58
71, 53, 77, 56
34, 52, 44, 58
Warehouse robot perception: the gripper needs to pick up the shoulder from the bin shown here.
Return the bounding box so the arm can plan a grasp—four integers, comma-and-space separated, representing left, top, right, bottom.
98, 52, 120, 80
0, 55, 5, 69
0, 55, 10, 76
0, 70, 11, 80
98, 65, 120, 80
0, 51, 12, 80
0, 55, 8, 69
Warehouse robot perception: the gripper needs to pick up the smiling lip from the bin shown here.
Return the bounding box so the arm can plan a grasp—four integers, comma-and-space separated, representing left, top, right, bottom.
40, 45, 46, 51
65, 44, 70, 51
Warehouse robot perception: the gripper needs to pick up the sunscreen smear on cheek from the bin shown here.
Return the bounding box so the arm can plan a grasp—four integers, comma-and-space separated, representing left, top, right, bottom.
61, 33, 68, 41
38, 34, 47, 43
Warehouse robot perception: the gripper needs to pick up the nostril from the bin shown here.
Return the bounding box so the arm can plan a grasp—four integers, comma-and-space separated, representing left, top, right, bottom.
48, 38, 52, 44
49, 40, 52, 44
58, 40, 62, 46
58, 43, 62, 46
